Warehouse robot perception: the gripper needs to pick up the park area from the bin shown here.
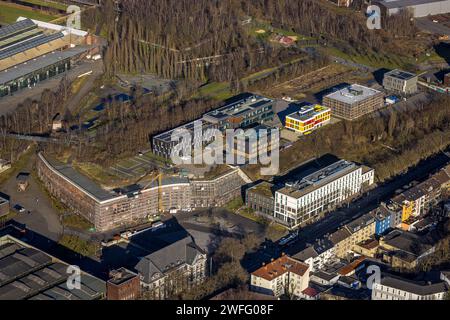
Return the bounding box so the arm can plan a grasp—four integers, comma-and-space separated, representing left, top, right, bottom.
0, 0, 63, 24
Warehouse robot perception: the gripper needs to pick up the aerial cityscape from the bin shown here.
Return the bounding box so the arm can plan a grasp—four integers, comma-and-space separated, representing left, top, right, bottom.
0, 0, 450, 307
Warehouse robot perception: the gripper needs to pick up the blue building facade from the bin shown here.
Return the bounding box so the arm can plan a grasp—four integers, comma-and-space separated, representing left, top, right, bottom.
373, 206, 393, 236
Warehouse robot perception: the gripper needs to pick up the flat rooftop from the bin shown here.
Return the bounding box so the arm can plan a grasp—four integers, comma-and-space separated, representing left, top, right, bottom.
324, 84, 382, 105
41, 153, 115, 202
204, 94, 273, 122
279, 160, 360, 198
40, 153, 190, 203
153, 119, 216, 143
377, 0, 448, 9
286, 104, 330, 122
108, 268, 138, 286
385, 69, 417, 81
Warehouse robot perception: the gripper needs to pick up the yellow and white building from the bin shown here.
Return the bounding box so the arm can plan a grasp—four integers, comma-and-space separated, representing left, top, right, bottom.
250, 255, 310, 298
285, 104, 331, 135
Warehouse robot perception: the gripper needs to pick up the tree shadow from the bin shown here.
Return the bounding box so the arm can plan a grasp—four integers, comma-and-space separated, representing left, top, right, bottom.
314, 82, 350, 102
434, 42, 450, 65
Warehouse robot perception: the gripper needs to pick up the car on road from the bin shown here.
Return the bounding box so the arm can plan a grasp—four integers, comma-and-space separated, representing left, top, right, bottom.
13, 204, 25, 213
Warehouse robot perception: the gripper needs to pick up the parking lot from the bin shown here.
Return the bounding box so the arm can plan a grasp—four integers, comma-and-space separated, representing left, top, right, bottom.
0, 156, 62, 241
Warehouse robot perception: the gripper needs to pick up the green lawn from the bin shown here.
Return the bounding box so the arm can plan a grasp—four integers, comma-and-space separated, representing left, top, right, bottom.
59, 235, 99, 257
196, 82, 233, 101
63, 214, 94, 231
322, 46, 406, 70
19, 0, 67, 11
0, 2, 56, 24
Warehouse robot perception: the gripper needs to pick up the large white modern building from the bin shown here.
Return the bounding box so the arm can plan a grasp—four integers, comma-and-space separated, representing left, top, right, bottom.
274, 160, 375, 229
372, 275, 449, 300
375, 0, 450, 18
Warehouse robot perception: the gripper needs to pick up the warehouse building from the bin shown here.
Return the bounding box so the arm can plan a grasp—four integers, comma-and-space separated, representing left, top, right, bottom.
323, 84, 384, 120
152, 94, 275, 159
0, 18, 93, 98
274, 160, 375, 229
383, 69, 418, 95
0, 235, 106, 300
375, 0, 450, 18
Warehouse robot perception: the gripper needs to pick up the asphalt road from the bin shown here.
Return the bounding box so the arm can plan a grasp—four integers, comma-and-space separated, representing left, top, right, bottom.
244, 150, 450, 272
1, 155, 62, 242
0, 60, 103, 116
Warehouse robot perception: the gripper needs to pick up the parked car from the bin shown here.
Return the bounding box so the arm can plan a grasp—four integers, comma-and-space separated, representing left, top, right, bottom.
13, 204, 25, 213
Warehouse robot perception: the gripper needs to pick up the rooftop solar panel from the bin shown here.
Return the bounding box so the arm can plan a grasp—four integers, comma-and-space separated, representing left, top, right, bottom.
0, 46, 89, 85
0, 19, 37, 42
0, 30, 43, 50
0, 32, 64, 60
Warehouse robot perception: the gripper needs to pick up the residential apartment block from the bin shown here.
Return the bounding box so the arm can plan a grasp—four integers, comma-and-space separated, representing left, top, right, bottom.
392, 167, 449, 229
292, 238, 336, 272
383, 69, 418, 95
329, 213, 376, 259
379, 230, 436, 270
285, 104, 331, 135
323, 84, 384, 120
274, 160, 375, 229
250, 255, 310, 298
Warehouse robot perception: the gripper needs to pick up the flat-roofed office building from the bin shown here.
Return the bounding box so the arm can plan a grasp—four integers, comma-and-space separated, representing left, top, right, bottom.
323, 84, 384, 120
374, 0, 450, 18
274, 160, 375, 229
383, 69, 418, 95
152, 94, 274, 159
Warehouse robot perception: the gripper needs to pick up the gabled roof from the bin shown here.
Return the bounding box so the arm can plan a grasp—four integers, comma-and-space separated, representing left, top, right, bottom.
252, 255, 309, 281
293, 246, 318, 262
329, 228, 352, 245
135, 235, 205, 283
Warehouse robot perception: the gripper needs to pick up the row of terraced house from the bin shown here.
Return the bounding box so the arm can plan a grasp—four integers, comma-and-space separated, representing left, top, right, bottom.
249, 164, 450, 299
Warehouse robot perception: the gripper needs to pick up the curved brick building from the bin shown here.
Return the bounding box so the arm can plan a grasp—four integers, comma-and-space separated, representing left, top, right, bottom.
36, 152, 191, 232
